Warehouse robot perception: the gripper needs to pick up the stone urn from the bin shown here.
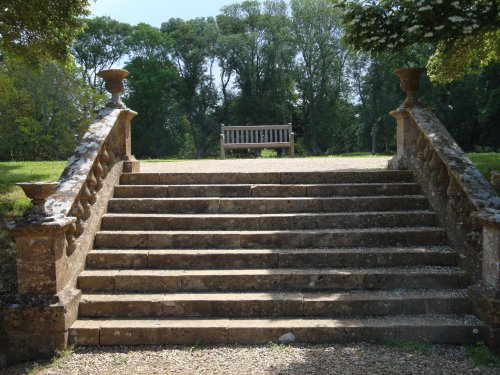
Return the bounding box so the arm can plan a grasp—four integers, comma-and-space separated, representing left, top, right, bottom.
97, 69, 129, 108
394, 67, 424, 108
17, 182, 59, 217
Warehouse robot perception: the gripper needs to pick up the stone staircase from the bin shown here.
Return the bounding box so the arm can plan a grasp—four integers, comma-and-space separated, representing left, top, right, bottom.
69, 170, 485, 346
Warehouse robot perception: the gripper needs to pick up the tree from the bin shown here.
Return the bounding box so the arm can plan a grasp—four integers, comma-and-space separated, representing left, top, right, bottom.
161, 18, 220, 158
0, 0, 90, 64
336, 0, 500, 82
217, 0, 296, 126
291, 0, 350, 154
0, 58, 104, 161
124, 24, 185, 158
71, 16, 133, 88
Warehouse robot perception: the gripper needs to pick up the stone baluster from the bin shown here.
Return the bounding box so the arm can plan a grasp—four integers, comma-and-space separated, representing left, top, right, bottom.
100, 147, 110, 178
417, 131, 427, 161
79, 184, 92, 220
87, 171, 98, 205
66, 222, 77, 255
107, 144, 116, 168
93, 159, 104, 191
422, 142, 432, 174
429, 150, 441, 185
437, 164, 449, 196
72, 199, 85, 237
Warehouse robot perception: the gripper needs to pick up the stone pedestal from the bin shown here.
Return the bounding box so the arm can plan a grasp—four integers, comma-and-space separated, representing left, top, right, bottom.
5, 216, 81, 362
388, 109, 419, 170
3, 288, 81, 362
8, 217, 75, 294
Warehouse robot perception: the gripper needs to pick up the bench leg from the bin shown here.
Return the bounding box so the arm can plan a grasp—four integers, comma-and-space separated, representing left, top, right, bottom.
220, 136, 225, 160
290, 145, 295, 158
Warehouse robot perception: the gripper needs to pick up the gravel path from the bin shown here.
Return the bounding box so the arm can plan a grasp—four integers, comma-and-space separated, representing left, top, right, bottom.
140, 157, 391, 173
3, 343, 497, 375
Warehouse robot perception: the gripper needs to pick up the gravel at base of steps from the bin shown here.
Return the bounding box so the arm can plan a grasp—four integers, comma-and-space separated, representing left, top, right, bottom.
3, 343, 496, 375
140, 157, 392, 173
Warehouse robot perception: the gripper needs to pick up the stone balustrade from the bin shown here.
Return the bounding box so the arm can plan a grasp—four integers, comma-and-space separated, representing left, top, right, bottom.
4, 69, 139, 362
390, 68, 500, 347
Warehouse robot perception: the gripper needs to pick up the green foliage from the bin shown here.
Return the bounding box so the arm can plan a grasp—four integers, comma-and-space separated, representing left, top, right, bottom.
268, 341, 291, 351
217, 1, 296, 127
383, 338, 434, 355
291, 0, 350, 154
72, 16, 134, 88
0, 0, 90, 65
125, 56, 185, 158
0, 59, 105, 161
189, 339, 203, 352
336, 0, 500, 83
467, 153, 500, 182
26, 345, 76, 374
466, 342, 500, 368
161, 17, 221, 158
3, 2, 498, 161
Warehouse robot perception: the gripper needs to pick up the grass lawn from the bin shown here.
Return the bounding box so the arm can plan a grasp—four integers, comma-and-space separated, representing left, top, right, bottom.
467, 153, 500, 182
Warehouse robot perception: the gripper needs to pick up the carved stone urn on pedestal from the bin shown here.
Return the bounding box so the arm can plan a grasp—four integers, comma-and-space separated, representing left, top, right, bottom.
16, 181, 59, 218
394, 68, 424, 108
97, 69, 129, 108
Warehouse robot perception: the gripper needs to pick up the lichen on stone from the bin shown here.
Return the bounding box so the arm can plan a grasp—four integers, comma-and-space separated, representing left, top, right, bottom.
409, 107, 500, 224
45, 108, 122, 217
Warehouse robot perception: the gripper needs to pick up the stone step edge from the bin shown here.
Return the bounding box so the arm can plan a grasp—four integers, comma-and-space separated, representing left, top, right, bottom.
89, 245, 455, 254
116, 183, 421, 187
119, 170, 415, 182
80, 289, 469, 302
109, 195, 426, 201
79, 266, 465, 276
95, 227, 445, 235
69, 314, 485, 346
86, 246, 458, 270
102, 210, 436, 218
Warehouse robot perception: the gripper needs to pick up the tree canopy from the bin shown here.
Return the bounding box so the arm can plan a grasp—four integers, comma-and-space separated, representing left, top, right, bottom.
337, 0, 500, 82
0, 0, 498, 162
0, 0, 90, 64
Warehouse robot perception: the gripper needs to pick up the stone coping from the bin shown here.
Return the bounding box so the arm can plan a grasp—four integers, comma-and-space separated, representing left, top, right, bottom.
45, 107, 130, 217
407, 106, 500, 224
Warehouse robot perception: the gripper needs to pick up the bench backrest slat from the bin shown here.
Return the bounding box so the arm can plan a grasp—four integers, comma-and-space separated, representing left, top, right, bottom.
220, 123, 295, 158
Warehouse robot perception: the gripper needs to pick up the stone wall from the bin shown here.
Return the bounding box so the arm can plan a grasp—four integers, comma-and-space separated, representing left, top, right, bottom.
3, 101, 139, 363
389, 73, 500, 349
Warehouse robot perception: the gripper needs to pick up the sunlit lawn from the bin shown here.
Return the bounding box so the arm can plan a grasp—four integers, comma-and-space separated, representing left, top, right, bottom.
0, 161, 67, 219
467, 153, 500, 181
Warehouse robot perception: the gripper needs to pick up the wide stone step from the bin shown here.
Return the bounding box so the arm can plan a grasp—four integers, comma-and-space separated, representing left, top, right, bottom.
107, 196, 428, 214
94, 228, 446, 249
101, 211, 438, 231
78, 267, 468, 293
113, 183, 421, 198
69, 314, 485, 346
119, 171, 415, 186
78, 290, 471, 318
86, 247, 457, 270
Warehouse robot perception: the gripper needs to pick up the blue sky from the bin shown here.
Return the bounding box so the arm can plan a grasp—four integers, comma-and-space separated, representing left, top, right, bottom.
89, 0, 238, 26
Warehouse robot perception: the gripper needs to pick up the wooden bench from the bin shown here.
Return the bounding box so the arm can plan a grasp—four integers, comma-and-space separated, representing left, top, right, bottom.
220, 124, 295, 159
